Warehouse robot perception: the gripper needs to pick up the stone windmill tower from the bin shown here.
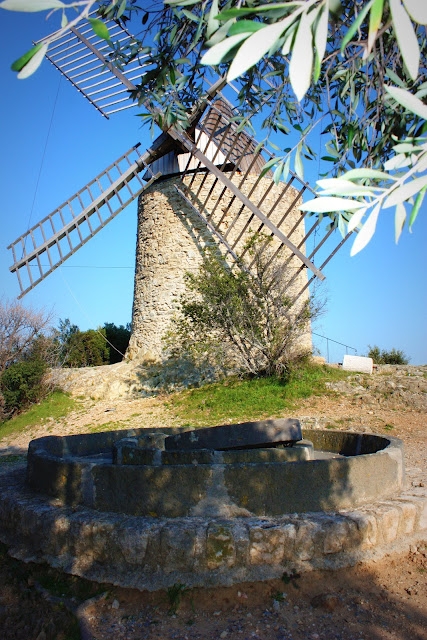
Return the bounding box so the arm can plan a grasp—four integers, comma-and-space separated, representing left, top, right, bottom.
7, 16, 349, 363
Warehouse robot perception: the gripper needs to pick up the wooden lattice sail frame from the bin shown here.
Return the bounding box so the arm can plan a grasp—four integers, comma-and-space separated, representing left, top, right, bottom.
7, 17, 352, 316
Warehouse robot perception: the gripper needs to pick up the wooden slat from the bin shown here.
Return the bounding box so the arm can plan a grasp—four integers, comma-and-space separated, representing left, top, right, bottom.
8, 145, 161, 297
167, 127, 325, 281
174, 185, 244, 267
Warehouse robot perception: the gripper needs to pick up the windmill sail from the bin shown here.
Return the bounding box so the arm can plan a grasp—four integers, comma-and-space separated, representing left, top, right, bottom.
8, 146, 160, 298
38, 17, 148, 117
8, 18, 352, 303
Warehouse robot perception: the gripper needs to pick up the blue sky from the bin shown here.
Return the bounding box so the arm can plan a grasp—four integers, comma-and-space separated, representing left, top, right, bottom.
0, 8, 426, 364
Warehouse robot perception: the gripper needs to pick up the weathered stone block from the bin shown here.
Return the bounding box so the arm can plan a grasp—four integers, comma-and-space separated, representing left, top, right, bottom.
161, 524, 198, 572
249, 523, 296, 565
206, 523, 236, 569
375, 505, 400, 543
294, 521, 321, 561
345, 511, 378, 549
165, 419, 302, 451
393, 500, 417, 535
322, 517, 350, 554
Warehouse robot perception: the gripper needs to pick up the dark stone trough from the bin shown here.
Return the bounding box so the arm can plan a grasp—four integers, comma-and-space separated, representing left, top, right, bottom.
26, 420, 404, 517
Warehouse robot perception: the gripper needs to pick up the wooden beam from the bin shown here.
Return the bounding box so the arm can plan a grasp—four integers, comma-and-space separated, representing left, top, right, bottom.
167, 127, 326, 281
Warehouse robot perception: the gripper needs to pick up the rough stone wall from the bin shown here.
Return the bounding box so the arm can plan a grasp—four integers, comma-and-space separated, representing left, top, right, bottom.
127, 172, 312, 362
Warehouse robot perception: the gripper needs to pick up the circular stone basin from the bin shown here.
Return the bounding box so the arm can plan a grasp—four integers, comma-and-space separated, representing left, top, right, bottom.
26, 420, 405, 517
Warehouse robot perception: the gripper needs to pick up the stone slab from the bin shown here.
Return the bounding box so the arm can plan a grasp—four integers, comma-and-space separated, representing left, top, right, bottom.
164, 418, 302, 451
342, 355, 373, 374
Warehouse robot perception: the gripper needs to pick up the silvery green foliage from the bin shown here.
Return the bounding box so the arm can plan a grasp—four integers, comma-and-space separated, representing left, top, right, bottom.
2, 0, 426, 252
301, 89, 427, 254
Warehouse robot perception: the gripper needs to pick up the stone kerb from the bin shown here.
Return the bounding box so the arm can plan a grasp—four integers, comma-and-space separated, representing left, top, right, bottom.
0, 464, 426, 592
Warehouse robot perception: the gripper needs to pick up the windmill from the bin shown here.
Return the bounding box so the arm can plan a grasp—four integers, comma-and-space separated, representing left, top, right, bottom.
7, 13, 351, 363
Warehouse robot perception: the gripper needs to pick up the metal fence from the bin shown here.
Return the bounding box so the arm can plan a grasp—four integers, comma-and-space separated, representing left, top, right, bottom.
312, 332, 357, 364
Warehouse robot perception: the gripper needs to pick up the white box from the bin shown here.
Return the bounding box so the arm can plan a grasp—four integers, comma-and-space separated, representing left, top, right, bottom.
342, 355, 373, 374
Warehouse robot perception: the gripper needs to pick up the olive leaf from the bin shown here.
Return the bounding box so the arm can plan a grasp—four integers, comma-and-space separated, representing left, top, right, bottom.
0, 0, 64, 10
300, 196, 367, 213
350, 203, 381, 256
402, 0, 427, 24
201, 32, 249, 66
289, 11, 314, 102
384, 174, 427, 208
16, 42, 48, 78
385, 85, 427, 120
227, 17, 294, 82
389, 0, 420, 80
88, 18, 110, 42
394, 202, 406, 243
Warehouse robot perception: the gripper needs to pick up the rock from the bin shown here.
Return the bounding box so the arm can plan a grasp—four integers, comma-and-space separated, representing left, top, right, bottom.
310, 593, 341, 612
272, 600, 281, 612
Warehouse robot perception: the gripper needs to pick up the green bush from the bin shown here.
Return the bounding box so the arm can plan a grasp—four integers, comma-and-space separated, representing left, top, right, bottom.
166, 236, 322, 380
65, 329, 109, 367
367, 345, 410, 365
0, 359, 49, 416
55, 319, 131, 367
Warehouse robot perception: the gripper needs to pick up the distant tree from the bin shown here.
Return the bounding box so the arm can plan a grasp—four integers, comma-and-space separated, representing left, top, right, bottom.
0, 299, 54, 419
103, 322, 131, 364
64, 328, 109, 367
368, 344, 410, 365
0, 298, 52, 373
55, 319, 131, 367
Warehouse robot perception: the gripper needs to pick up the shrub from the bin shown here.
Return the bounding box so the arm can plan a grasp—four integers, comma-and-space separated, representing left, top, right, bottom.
166, 236, 323, 380
0, 359, 49, 417
367, 345, 410, 365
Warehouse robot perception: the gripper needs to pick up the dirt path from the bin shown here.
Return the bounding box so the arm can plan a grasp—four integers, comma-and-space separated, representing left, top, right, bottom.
0, 367, 426, 639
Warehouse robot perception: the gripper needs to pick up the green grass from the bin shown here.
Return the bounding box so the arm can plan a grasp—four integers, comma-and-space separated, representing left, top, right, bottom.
87, 420, 130, 433
167, 363, 349, 427
0, 390, 79, 440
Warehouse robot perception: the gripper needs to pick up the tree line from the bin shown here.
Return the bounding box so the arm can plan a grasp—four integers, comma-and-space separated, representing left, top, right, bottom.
0, 299, 130, 421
